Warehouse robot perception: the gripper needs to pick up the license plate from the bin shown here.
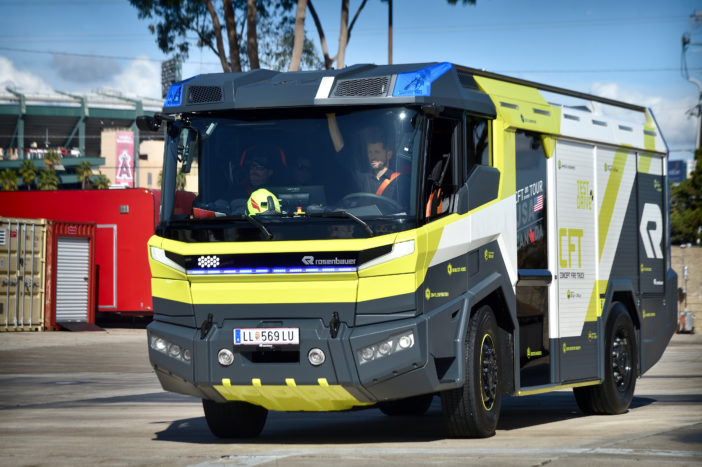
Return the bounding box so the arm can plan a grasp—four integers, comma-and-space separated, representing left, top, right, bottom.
234, 328, 299, 346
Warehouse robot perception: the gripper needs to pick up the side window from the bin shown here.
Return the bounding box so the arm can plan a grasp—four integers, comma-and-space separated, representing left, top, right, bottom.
424, 118, 459, 220
515, 131, 548, 269
464, 115, 490, 180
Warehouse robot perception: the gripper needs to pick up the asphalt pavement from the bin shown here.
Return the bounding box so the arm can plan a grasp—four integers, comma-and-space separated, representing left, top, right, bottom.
0, 326, 700, 466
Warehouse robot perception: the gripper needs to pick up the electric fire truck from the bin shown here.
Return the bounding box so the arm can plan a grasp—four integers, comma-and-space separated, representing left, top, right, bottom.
142, 62, 676, 438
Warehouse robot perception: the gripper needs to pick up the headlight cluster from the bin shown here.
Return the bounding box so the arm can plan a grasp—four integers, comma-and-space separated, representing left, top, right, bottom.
150, 334, 191, 363
357, 330, 415, 365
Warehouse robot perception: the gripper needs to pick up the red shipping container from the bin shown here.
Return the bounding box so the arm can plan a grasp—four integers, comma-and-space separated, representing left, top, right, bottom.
0, 189, 161, 316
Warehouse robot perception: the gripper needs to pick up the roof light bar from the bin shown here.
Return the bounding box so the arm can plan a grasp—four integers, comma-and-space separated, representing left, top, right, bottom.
392, 62, 453, 97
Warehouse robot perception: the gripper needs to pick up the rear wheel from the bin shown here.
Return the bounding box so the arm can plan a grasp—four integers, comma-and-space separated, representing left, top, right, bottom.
573, 303, 637, 415
440, 305, 502, 438
379, 393, 434, 416
202, 399, 268, 438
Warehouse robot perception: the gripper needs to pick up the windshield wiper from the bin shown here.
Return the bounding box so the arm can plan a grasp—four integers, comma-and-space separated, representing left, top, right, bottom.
308, 210, 374, 237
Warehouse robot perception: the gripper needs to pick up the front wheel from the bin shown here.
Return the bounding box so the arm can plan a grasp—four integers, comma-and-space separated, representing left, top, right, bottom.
573, 303, 637, 415
440, 305, 502, 438
202, 399, 268, 438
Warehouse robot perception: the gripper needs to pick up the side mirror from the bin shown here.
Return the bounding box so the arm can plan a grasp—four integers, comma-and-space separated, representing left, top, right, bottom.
136, 115, 161, 132
455, 165, 501, 214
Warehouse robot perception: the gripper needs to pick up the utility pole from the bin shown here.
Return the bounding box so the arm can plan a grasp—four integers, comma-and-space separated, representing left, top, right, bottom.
682, 10, 702, 150
388, 0, 393, 65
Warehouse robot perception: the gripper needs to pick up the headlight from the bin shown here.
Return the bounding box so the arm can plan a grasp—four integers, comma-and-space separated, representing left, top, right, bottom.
150, 246, 185, 273
150, 333, 191, 364
357, 330, 415, 365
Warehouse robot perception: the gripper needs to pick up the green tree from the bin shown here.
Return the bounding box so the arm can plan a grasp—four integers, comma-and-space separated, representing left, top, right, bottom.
43, 150, 61, 171
0, 169, 18, 191
75, 161, 94, 189
671, 148, 702, 245
36, 169, 59, 191
130, 0, 320, 72
93, 172, 111, 189
158, 170, 187, 190
18, 159, 37, 190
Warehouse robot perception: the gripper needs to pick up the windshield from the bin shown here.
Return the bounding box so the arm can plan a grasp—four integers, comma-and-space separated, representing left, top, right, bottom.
160, 107, 424, 241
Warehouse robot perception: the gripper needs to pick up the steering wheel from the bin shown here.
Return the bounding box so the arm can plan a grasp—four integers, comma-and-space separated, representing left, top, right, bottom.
341, 192, 403, 214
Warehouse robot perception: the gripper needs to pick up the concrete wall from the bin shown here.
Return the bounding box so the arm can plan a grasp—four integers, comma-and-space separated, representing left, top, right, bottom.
671, 245, 702, 315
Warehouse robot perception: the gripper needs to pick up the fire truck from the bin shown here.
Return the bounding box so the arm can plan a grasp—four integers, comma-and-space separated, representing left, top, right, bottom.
143, 62, 676, 438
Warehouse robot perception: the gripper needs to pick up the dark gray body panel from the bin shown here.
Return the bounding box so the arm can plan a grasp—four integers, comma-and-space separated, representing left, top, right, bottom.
162, 62, 496, 117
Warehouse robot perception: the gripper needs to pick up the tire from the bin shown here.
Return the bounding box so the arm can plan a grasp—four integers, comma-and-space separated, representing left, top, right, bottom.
573, 303, 637, 415
440, 305, 502, 438
379, 393, 434, 416
202, 399, 268, 438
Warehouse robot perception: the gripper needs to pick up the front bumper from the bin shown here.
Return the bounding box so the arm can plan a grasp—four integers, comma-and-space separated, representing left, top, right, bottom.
148, 298, 468, 411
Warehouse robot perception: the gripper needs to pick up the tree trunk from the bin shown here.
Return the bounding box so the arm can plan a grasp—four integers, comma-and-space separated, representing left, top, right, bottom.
246, 0, 260, 69
204, 0, 231, 72
307, 0, 333, 69
337, 0, 349, 69
289, 0, 307, 71
223, 0, 242, 72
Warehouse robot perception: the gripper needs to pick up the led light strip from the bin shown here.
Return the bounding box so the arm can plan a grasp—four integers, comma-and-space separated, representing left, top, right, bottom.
187, 266, 358, 275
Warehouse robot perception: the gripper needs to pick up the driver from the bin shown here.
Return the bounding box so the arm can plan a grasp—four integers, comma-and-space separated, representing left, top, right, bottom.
354, 129, 402, 199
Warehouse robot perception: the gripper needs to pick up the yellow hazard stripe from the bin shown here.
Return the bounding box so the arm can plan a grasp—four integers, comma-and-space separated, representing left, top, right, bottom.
597, 150, 628, 260
214, 378, 373, 411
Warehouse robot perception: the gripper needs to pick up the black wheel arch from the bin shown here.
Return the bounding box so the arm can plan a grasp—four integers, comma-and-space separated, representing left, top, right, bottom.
601, 280, 642, 376
469, 285, 516, 396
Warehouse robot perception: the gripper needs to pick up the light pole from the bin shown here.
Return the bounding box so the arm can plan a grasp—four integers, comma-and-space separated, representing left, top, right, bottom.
681, 243, 690, 313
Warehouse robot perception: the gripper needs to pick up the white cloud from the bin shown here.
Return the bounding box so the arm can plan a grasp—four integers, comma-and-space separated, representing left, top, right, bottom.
50, 53, 122, 83
590, 82, 698, 150
0, 56, 54, 94
105, 57, 161, 99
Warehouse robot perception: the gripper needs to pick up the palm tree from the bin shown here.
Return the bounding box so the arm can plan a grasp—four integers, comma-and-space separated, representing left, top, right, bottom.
176, 170, 187, 191
36, 169, 59, 191
18, 159, 37, 190
158, 170, 187, 190
43, 150, 61, 171
75, 161, 94, 189
0, 169, 18, 191
93, 172, 111, 189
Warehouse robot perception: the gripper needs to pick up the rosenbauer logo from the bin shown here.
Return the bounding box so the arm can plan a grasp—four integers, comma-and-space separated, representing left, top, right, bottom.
301, 255, 356, 266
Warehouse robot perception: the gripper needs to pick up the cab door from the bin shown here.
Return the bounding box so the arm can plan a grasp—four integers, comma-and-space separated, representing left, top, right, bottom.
514, 131, 551, 387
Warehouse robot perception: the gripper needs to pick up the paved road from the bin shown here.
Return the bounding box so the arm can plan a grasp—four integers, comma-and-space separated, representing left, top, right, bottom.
0, 328, 700, 466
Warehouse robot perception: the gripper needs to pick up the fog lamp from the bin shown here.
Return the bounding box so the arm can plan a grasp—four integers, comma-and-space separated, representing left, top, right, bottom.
308, 348, 326, 366
218, 348, 235, 366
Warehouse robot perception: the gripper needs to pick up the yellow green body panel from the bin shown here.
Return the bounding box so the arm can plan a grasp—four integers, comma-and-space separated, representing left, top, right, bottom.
474, 76, 561, 135
214, 378, 373, 411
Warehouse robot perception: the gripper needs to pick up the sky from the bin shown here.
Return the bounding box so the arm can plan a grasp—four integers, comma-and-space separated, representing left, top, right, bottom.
1, 0, 700, 160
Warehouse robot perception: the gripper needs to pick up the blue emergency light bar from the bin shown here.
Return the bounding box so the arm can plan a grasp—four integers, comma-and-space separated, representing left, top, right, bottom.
392, 62, 453, 97
187, 266, 357, 275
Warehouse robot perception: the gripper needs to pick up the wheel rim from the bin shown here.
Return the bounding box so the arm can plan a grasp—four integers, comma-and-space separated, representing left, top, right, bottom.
611, 330, 632, 392
480, 333, 498, 411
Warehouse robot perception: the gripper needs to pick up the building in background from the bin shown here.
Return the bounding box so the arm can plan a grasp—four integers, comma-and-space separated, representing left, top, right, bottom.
0, 89, 163, 189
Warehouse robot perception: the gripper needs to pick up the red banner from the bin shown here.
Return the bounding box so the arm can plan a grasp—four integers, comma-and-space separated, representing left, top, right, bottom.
115, 131, 134, 187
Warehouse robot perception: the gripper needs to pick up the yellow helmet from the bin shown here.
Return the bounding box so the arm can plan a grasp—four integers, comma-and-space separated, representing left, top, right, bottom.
246, 188, 281, 215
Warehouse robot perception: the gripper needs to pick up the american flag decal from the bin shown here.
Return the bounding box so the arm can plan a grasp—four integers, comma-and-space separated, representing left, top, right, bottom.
533, 194, 544, 212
